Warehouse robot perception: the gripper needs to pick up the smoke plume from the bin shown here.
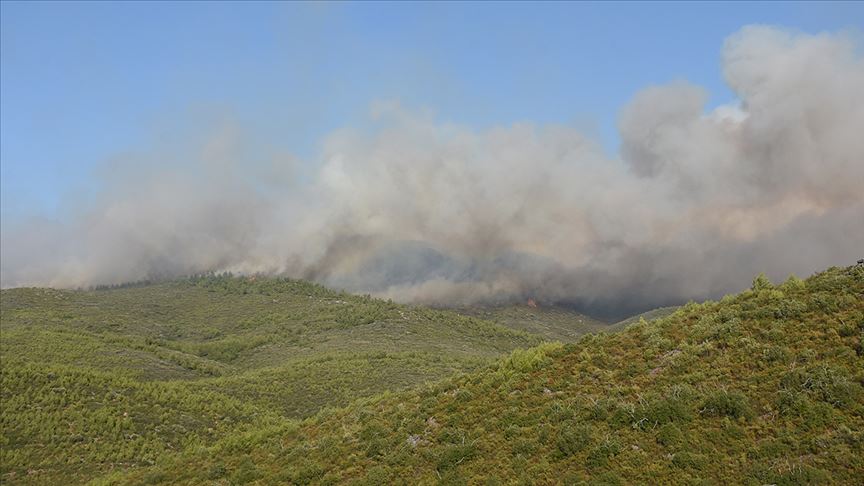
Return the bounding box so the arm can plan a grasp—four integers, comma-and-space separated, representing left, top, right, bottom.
2, 26, 863, 318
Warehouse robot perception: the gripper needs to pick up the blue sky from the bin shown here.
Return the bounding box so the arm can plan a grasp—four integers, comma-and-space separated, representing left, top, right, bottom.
2, 1, 862, 223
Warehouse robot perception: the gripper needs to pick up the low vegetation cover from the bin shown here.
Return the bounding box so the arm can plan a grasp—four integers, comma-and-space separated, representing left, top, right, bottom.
610, 306, 680, 331
0, 275, 542, 484
2, 266, 861, 485
452, 305, 610, 342
102, 265, 861, 485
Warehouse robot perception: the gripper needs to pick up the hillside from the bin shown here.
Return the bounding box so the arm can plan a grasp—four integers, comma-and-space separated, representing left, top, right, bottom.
106, 265, 863, 485
452, 304, 610, 342
611, 306, 680, 331
0, 275, 542, 484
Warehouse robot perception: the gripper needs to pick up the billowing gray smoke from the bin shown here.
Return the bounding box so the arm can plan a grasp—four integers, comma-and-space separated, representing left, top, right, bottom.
2, 26, 863, 318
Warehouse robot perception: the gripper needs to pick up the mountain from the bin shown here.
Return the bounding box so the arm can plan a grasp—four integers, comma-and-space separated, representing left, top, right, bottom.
0, 275, 541, 485
105, 265, 863, 485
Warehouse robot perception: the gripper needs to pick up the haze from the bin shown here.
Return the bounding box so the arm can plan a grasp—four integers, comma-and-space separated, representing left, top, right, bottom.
2, 2, 862, 318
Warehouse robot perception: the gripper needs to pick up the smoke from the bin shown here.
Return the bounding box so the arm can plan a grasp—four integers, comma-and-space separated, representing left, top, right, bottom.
2, 26, 863, 318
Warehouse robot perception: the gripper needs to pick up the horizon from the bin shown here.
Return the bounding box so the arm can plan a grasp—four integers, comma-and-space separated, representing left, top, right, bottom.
1, 2, 863, 316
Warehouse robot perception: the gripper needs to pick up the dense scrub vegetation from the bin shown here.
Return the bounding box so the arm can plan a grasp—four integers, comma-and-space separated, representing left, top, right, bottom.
1, 274, 548, 484
3, 267, 861, 484
103, 265, 862, 485
609, 306, 680, 331
453, 304, 610, 342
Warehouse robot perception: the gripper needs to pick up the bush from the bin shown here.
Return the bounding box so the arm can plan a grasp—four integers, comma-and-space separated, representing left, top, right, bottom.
586, 436, 621, 468
502, 342, 563, 373
656, 423, 684, 448
751, 273, 774, 292
545, 401, 576, 423
776, 391, 832, 427
435, 444, 476, 471
207, 464, 227, 479
286, 460, 324, 485
780, 275, 806, 291
755, 463, 831, 485
512, 438, 537, 456
555, 424, 593, 458
772, 299, 807, 319
838, 324, 856, 337
672, 451, 707, 469
229, 459, 263, 484
634, 395, 692, 429
781, 365, 861, 408
700, 390, 752, 419
762, 345, 788, 363
588, 472, 625, 486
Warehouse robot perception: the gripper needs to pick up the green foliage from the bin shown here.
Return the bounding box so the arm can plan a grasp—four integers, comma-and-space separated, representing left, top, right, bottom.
4, 265, 864, 485
611, 306, 680, 330
632, 393, 693, 429
751, 273, 774, 291
700, 390, 753, 419
671, 451, 707, 470
585, 435, 622, 469
656, 423, 684, 448
780, 364, 861, 408
780, 274, 806, 291
555, 423, 593, 457
0, 276, 541, 484
501, 342, 563, 373
454, 304, 614, 341
435, 443, 477, 471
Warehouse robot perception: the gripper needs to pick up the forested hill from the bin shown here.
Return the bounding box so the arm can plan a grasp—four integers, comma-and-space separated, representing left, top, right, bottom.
108, 265, 863, 485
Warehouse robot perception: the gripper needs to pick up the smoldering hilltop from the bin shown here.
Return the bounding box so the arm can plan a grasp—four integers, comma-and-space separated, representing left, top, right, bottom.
2, 26, 863, 318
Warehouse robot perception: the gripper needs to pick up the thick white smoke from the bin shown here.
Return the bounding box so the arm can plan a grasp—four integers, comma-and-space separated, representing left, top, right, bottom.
2, 26, 862, 318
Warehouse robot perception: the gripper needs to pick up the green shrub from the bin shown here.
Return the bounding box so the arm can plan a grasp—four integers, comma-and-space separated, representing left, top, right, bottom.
229, 459, 262, 484
672, 451, 707, 469
656, 423, 684, 448
435, 444, 476, 471
762, 345, 788, 363
141, 470, 168, 484
588, 472, 625, 486
780, 275, 806, 291
751, 273, 774, 292
700, 390, 752, 419
755, 463, 831, 485
546, 401, 576, 423
502, 342, 563, 373
281, 460, 325, 485
512, 438, 537, 456
207, 464, 227, 479
838, 324, 856, 337
586, 436, 621, 468
634, 395, 692, 429
781, 365, 861, 408
772, 299, 807, 319
555, 424, 593, 458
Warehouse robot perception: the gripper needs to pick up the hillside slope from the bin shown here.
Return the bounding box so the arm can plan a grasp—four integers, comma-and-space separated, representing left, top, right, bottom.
610, 306, 681, 332
0, 275, 542, 484
452, 304, 610, 342
109, 266, 863, 485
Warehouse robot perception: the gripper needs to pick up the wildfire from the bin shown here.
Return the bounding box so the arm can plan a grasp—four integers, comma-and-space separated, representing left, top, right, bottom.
526, 298, 537, 308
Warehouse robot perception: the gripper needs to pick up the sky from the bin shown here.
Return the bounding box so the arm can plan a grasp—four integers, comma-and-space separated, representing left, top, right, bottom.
2, 2, 864, 316
2, 1, 862, 224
